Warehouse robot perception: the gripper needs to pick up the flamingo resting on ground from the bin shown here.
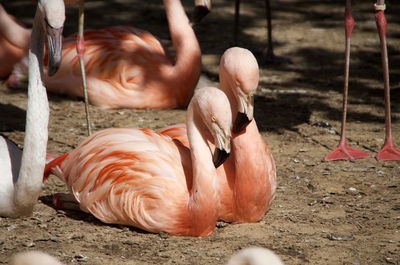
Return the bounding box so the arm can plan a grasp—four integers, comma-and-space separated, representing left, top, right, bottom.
160, 47, 276, 223
325, 0, 400, 161
9, 0, 202, 110
0, 0, 64, 217
44, 87, 232, 237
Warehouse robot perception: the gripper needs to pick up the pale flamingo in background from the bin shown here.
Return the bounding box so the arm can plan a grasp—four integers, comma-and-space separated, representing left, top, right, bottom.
10, 251, 64, 265
10, 0, 202, 110
325, 0, 400, 161
44, 87, 232, 237
9, 246, 284, 265
226, 247, 284, 265
0, 4, 30, 79
0, 0, 64, 217
159, 47, 276, 223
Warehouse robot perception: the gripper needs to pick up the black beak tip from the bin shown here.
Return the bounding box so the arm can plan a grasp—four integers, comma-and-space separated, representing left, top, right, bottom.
47, 61, 60, 77
191, 6, 210, 25
232, 112, 252, 134
213, 148, 230, 168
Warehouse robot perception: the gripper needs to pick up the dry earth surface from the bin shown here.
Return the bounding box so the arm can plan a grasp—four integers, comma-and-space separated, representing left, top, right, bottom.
0, 0, 399, 264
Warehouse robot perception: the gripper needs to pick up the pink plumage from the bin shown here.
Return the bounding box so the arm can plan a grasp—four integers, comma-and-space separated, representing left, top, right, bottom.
10, 0, 201, 109
44, 87, 232, 237
159, 47, 277, 223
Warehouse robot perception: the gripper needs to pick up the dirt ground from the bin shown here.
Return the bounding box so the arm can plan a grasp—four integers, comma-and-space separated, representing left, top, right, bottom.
1, 0, 399, 264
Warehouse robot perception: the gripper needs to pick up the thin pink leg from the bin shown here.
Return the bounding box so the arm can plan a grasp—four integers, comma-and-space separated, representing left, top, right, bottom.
325, 0, 369, 161
233, 0, 240, 45
374, 1, 400, 161
77, 0, 92, 136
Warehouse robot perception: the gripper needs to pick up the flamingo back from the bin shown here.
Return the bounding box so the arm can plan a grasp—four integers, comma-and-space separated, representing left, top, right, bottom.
0, 35, 25, 78
41, 26, 178, 109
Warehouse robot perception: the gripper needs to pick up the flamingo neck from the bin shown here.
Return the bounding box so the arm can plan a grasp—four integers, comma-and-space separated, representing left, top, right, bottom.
14, 8, 49, 216
164, 0, 201, 106
185, 104, 219, 236
220, 76, 272, 221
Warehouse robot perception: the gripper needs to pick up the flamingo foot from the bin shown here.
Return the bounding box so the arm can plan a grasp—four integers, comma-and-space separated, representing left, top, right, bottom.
325, 142, 370, 161
45, 153, 56, 163
53, 193, 81, 211
5, 73, 28, 89
376, 141, 400, 161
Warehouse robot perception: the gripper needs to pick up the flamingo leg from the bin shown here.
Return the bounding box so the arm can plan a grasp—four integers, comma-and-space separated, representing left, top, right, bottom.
374, 0, 400, 161
325, 0, 370, 161
233, 0, 240, 45
263, 0, 291, 64
77, 0, 92, 136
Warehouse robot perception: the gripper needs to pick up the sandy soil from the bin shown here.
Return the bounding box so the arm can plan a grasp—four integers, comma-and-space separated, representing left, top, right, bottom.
1, 0, 399, 264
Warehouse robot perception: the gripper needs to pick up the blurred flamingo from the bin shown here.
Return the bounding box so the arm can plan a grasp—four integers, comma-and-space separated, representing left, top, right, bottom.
0, 0, 64, 217
159, 47, 276, 223
226, 247, 284, 265
325, 0, 400, 161
10, 251, 64, 265
9, 246, 284, 265
44, 87, 232, 237
10, 0, 203, 110
0, 4, 30, 79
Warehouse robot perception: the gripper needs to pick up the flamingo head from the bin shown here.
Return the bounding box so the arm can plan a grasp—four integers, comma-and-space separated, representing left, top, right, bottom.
193, 87, 231, 168
37, 0, 65, 76
219, 47, 259, 134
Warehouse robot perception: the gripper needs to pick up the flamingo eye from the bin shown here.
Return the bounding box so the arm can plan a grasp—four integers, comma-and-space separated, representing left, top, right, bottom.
211, 115, 216, 122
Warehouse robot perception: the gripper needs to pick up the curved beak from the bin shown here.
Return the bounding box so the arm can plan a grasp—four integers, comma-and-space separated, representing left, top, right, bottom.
46, 22, 63, 76
232, 112, 252, 134
213, 148, 229, 168
191, 0, 211, 25
213, 128, 231, 168
232, 93, 254, 134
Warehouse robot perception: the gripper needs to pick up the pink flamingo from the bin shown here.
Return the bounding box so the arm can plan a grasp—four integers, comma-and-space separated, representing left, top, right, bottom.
0, 0, 64, 217
325, 0, 400, 161
44, 87, 232, 237
10, 0, 202, 110
159, 47, 276, 223
0, 4, 30, 79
